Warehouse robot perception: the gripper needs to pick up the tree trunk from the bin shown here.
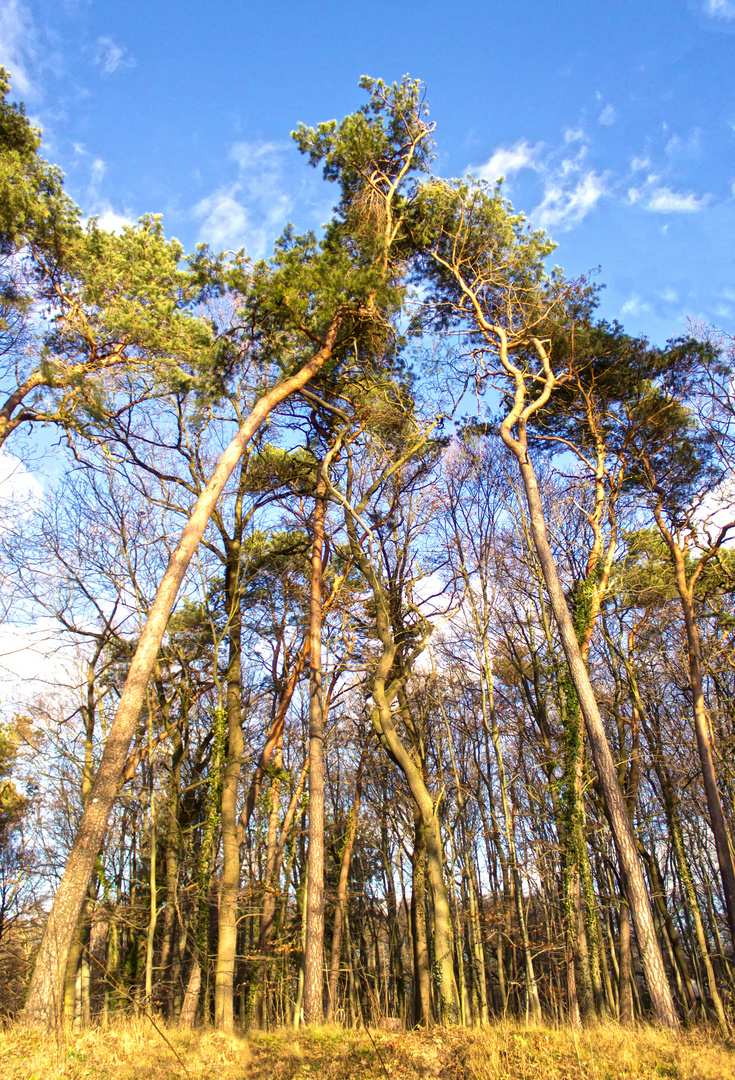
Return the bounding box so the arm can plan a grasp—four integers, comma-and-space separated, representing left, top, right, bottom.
20, 319, 344, 1028
667, 533, 735, 947
178, 961, 201, 1029
158, 716, 183, 1019
326, 746, 367, 1021
304, 472, 327, 1025
488, 692, 542, 1022
215, 495, 247, 1030
411, 812, 432, 1027
503, 431, 679, 1028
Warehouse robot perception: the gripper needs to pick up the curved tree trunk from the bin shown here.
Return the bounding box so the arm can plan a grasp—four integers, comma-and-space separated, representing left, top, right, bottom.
20, 318, 344, 1029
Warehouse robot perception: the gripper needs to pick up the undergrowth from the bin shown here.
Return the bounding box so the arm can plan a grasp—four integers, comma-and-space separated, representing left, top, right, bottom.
1, 1017, 733, 1080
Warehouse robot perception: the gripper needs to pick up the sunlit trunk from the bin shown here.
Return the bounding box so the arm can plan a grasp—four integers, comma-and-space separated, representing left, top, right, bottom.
304, 471, 327, 1025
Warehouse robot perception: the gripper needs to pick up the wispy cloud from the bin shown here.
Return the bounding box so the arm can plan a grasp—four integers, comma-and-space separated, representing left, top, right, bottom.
621, 295, 652, 317
90, 157, 105, 185
535, 170, 608, 230
475, 140, 542, 182
665, 130, 702, 159
647, 187, 709, 212
193, 187, 250, 250
193, 141, 293, 256
474, 133, 608, 231
630, 155, 652, 172
0, 451, 42, 513
703, 0, 735, 19
628, 182, 710, 213
94, 36, 135, 75
73, 147, 134, 233
477, 111, 717, 235
0, 0, 37, 97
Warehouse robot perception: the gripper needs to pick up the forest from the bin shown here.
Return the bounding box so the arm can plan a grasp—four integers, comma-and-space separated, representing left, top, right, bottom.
2, 68, 735, 1054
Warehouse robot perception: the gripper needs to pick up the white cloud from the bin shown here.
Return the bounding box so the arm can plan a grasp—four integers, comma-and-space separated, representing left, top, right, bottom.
703, 0, 735, 18
74, 151, 132, 233
628, 167, 710, 212
193, 186, 251, 251
193, 140, 293, 256
621, 295, 652, 317
475, 141, 541, 182
94, 36, 135, 75
229, 140, 282, 172
0, 452, 43, 512
665, 130, 702, 158
474, 110, 715, 238
647, 186, 709, 212
535, 170, 608, 231
0, 617, 84, 716
0, 0, 36, 97
91, 205, 135, 234
475, 132, 608, 232
630, 156, 652, 172
90, 157, 105, 185
82, 201, 135, 234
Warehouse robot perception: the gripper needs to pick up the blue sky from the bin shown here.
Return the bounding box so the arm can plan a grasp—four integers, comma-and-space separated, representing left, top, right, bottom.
1, 0, 734, 346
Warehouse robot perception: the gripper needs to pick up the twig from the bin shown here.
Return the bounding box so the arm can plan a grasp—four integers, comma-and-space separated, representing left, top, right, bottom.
363, 1023, 392, 1080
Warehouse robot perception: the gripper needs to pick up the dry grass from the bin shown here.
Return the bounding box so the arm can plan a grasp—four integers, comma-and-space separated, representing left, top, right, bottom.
0, 1019, 250, 1080
0, 1017, 733, 1080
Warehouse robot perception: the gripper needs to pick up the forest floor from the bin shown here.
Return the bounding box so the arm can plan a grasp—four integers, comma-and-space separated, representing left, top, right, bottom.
2, 1017, 735, 1080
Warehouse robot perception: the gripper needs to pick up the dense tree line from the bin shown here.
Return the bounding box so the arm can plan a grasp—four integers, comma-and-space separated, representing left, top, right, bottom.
1, 70, 735, 1034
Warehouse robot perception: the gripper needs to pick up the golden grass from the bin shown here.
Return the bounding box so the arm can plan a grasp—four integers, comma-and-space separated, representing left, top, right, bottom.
0, 1018, 250, 1080
0, 1016, 733, 1080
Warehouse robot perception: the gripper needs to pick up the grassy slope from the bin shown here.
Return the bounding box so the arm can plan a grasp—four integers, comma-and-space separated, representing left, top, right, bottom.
2, 1020, 735, 1080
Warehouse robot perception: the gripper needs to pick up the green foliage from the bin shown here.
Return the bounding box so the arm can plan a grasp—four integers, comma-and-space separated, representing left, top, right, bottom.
615, 529, 681, 610
532, 317, 724, 517
413, 174, 559, 341
257, 78, 435, 368
0, 67, 77, 254
293, 75, 433, 231
57, 215, 211, 370
1, 69, 215, 449
0, 722, 28, 843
